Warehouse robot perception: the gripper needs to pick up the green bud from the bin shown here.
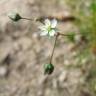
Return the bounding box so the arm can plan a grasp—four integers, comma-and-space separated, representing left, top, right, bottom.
8, 12, 22, 22
44, 63, 54, 75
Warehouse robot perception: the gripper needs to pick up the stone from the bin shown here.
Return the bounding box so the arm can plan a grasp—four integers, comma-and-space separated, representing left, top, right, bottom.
0, 66, 8, 77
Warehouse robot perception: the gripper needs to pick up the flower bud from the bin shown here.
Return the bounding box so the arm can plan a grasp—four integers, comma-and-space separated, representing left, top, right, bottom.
8, 12, 22, 22
44, 63, 54, 75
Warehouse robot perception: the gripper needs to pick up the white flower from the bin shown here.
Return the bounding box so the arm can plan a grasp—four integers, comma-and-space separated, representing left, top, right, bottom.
39, 19, 58, 37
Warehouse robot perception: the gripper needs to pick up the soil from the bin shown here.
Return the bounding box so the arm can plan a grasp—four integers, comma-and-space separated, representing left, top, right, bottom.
0, 0, 91, 96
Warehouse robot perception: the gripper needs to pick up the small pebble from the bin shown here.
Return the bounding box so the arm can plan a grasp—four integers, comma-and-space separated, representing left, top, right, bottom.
0, 66, 8, 77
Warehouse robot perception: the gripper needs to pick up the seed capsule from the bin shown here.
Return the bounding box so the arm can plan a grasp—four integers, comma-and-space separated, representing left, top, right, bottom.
44, 63, 54, 75
8, 12, 22, 22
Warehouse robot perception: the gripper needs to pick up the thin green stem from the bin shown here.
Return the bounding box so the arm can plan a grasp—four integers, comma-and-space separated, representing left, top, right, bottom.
49, 34, 59, 64
21, 17, 44, 24
58, 32, 79, 36
21, 17, 36, 21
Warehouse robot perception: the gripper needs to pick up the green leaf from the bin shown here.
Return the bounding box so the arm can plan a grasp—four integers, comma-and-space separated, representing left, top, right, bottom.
90, 1, 96, 13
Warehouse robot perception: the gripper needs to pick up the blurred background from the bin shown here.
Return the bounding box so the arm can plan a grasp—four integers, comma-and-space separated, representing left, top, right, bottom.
0, 0, 96, 96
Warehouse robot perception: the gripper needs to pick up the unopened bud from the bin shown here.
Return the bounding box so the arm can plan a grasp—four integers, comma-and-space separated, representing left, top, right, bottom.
44, 63, 54, 75
8, 12, 22, 22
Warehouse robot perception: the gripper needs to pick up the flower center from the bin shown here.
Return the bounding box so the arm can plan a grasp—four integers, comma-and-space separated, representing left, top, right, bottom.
47, 26, 51, 32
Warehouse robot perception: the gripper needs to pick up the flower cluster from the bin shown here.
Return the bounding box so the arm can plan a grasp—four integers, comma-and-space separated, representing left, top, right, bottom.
8, 12, 59, 75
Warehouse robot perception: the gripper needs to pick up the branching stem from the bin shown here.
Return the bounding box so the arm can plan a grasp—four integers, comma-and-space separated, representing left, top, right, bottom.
21, 17, 80, 65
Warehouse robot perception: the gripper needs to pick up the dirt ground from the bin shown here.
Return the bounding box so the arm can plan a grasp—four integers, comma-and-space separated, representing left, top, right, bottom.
0, 0, 92, 96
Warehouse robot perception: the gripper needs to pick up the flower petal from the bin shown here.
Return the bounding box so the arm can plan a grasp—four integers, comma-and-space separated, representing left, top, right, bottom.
38, 26, 46, 31
49, 30, 56, 36
51, 19, 57, 28
40, 31, 48, 36
44, 19, 51, 26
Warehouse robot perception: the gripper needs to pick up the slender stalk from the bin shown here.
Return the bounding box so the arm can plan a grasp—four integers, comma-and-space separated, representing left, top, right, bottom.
58, 32, 80, 37
21, 17, 44, 24
21, 17, 36, 21
49, 34, 59, 64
